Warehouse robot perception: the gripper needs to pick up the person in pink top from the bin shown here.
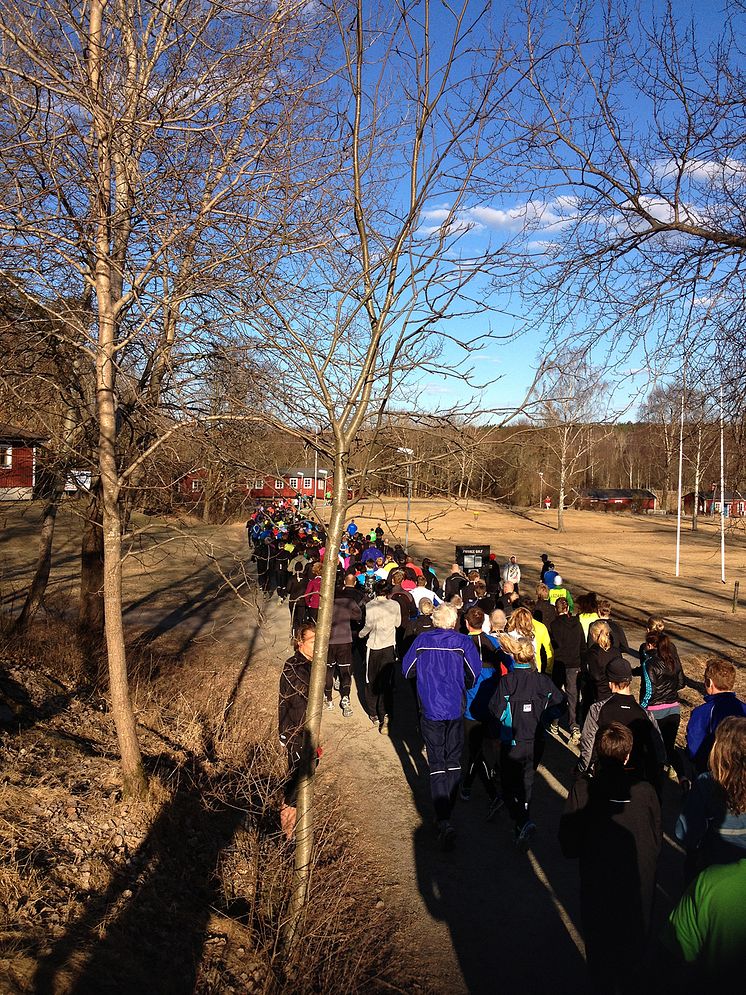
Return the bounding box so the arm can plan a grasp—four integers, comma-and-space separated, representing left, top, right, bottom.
304, 561, 323, 622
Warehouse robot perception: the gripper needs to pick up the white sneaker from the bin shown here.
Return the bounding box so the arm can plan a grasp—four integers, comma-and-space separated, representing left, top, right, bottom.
324, 699, 334, 711
341, 696, 352, 718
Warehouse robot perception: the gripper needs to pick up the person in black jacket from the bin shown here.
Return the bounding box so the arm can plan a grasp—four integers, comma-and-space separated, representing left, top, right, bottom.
550, 596, 586, 741
582, 621, 625, 719
560, 722, 662, 994
490, 633, 567, 848
286, 561, 308, 636
597, 598, 631, 655
444, 563, 467, 601
278, 623, 316, 840
533, 582, 557, 628
579, 657, 666, 792
639, 630, 686, 779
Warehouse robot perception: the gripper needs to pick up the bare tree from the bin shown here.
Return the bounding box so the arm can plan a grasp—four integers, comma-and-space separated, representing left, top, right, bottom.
536, 365, 607, 532
0, 0, 329, 795
494, 0, 746, 398
221, 0, 523, 950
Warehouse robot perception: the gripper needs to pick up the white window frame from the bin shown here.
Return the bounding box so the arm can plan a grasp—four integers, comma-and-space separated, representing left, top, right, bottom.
289, 476, 298, 489
0, 446, 12, 468
254, 478, 263, 489
303, 476, 313, 490
191, 479, 203, 492
274, 479, 283, 490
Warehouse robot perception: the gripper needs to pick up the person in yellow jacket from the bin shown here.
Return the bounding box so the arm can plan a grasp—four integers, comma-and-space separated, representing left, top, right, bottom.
507, 606, 554, 675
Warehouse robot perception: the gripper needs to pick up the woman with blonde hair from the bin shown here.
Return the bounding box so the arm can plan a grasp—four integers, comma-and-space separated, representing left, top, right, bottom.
676, 716, 746, 879
490, 633, 566, 847
581, 620, 624, 716
508, 607, 554, 675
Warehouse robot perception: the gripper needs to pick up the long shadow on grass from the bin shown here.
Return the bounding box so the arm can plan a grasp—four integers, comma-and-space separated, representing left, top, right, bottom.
33, 757, 277, 995
132, 568, 248, 653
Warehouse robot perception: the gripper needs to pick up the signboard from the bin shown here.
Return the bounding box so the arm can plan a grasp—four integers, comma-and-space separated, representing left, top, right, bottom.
64, 470, 91, 493
455, 545, 490, 571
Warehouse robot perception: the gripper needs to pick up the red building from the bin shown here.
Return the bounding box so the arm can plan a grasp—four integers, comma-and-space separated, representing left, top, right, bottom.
683, 489, 745, 518
578, 488, 657, 513
177, 466, 334, 505
0, 423, 44, 501
247, 468, 332, 501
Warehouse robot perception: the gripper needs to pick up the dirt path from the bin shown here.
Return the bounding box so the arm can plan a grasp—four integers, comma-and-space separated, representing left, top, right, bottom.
230, 500, 745, 992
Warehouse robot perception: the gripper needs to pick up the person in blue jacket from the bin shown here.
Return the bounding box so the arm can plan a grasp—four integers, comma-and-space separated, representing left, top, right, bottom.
676, 716, 746, 882
685, 657, 746, 776
490, 632, 566, 848
403, 603, 481, 849
460, 607, 512, 816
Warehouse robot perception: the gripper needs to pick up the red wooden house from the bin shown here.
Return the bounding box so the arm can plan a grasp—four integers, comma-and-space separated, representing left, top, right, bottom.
247, 467, 332, 501
0, 423, 44, 501
683, 488, 745, 517
176, 466, 335, 506
578, 488, 657, 513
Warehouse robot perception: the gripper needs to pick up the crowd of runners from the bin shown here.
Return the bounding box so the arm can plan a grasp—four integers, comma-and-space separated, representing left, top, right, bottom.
247, 502, 746, 991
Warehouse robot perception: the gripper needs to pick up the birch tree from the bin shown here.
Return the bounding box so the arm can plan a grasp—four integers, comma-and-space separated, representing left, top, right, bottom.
0, 0, 329, 794
224, 0, 524, 952
537, 367, 606, 532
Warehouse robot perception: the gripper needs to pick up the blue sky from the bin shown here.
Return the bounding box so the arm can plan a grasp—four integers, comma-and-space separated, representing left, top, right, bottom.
395, 0, 736, 421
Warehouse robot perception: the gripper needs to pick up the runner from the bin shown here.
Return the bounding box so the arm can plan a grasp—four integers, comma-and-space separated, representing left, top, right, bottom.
560, 722, 661, 993
549, 596, 585, 742
278, 623, 316, 841
402, 603, 482, 848
675, 716, 746, 880
359, 580, 400, 733
639, 630, 686, 781
490, 633, 566, 848
685, 657, 746, 774
325, 584, 362, 717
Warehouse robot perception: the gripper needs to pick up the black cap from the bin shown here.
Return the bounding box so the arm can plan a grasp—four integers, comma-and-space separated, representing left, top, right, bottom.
606, 656, 632, 683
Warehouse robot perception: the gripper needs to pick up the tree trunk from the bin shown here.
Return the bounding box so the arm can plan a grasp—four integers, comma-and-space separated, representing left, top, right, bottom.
79, 483, 105, 656
13, 477, 64, 633
558, 462, 566, 533
692, 421, 702, 532
202, 475, 214, 523
87, 0, 146, 798
284, 455, 348, 955
96, 310, 147, 799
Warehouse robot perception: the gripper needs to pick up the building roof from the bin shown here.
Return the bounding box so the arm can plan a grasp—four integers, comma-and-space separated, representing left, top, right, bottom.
0, 422, 46, 443
580, 488, 656, 500
276, 468, 331, 478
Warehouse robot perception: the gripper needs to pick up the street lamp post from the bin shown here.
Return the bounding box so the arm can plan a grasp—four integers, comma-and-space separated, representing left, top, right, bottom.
397, 447, 414, 553
539, 472, 544, 509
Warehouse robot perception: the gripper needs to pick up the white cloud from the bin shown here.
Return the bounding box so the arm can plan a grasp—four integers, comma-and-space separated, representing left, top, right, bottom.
419, 196, 580, 239
652, 156, 746, 184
